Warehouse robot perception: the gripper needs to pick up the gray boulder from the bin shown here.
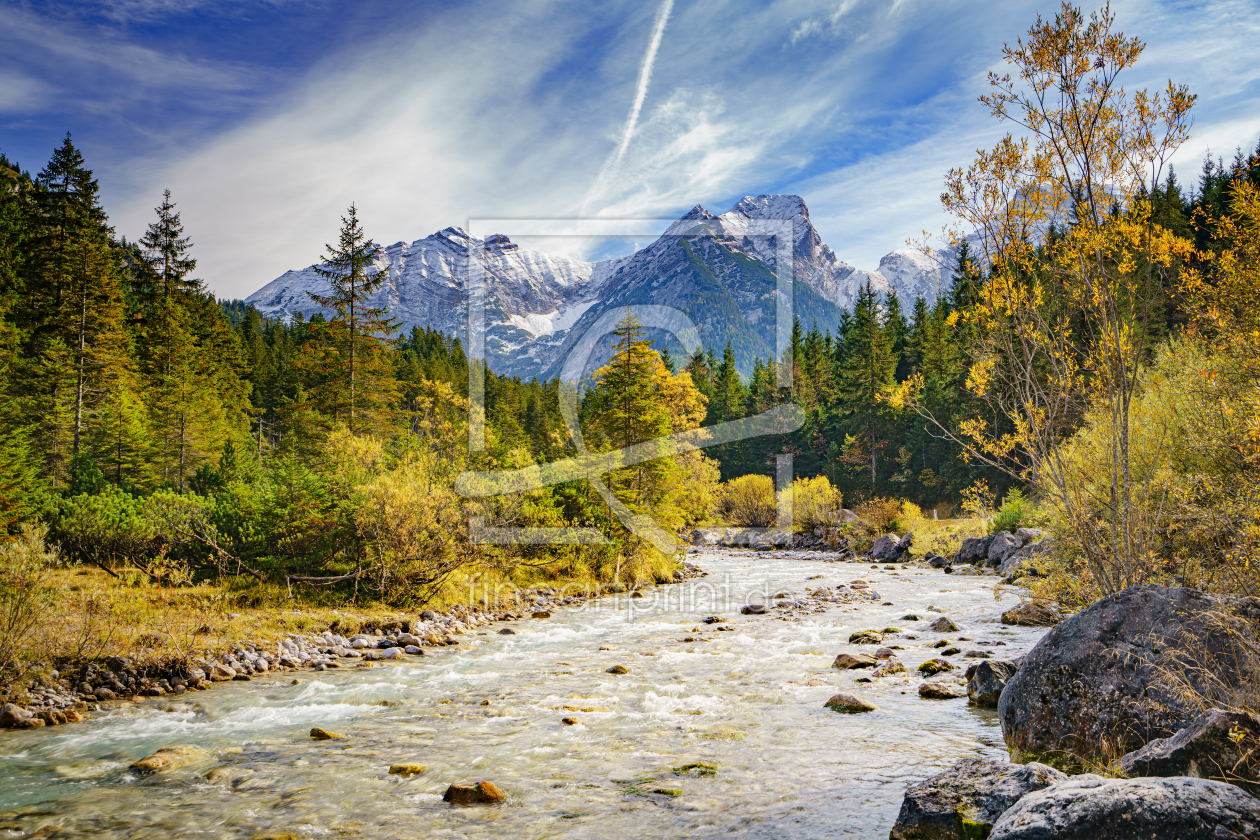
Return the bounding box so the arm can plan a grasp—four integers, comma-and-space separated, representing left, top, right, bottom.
1118, 709, 1260, 795
869, 534, 904, 561
989, 776, 1260, 840
956, 535, 994, 565
999, 584, 1247, 765
968, 660, 1019, 708
998, 539, 1054, 580
1015, 527, 1044, 543
889, 757, 1068, 840
986, 531, 1025, 567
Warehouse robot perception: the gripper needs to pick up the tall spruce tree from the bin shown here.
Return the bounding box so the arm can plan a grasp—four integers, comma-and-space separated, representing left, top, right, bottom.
305, 204, 397, 431
835, 281, 896, 489
23, 135, 130, 484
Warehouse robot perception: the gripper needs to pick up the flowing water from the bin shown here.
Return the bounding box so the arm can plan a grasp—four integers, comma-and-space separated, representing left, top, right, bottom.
0, 550, 1048, 839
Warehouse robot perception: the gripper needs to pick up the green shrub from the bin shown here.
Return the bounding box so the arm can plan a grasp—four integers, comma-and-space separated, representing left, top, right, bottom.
990, 488, 1030, 534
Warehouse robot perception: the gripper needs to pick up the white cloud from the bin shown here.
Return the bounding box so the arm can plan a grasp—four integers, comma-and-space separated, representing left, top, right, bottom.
90, 0, 1260, 296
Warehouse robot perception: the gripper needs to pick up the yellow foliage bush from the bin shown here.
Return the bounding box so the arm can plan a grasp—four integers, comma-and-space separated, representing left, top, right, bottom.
722, 474, 776, 527
788, 476, 843, 531
855, 497, 901, 533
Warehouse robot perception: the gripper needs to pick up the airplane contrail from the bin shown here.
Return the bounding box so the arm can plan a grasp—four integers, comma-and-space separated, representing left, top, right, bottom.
613, 0, 673, 167
581, 0, 673, 213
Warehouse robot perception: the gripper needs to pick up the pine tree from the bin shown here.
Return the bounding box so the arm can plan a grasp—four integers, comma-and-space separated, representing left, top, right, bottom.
585, 312, 673, 510
305, 204, 397, 431
21, 135, 130, 485
834, 281, 896, 488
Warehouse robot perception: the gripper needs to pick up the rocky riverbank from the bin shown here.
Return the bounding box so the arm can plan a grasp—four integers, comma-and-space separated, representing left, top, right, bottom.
0, 563, 709, 732
890, 582, 1260, 838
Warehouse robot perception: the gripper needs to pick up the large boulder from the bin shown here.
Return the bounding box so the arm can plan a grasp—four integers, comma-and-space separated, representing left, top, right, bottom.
889, 757, 1068, 840
998, 539, 1055, 580
999, 584, 1248, 765
869, 534, 904, 561
986, 531, 1025, 567
968, 660, 1019, 708
956, 535, 994, 565
1118, 709, 1260, 795
989, 776, 1260, 840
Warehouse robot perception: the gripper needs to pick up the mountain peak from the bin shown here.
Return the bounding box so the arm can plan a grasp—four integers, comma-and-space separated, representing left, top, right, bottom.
724, 194, 809, 222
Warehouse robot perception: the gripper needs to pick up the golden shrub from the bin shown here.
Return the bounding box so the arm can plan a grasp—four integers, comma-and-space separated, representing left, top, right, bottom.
722, 474, 776, 527
788, 476, 843, 531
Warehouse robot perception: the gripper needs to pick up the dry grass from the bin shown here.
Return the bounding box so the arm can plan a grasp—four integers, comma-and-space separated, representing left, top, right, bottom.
1, 544, 676, 700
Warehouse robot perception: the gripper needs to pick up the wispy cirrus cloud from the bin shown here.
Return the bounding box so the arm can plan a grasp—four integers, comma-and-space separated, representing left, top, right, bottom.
3, 0, 1258, 297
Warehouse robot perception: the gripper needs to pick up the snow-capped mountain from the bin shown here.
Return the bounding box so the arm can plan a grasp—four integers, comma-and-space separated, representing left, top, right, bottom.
245, 195, 957, 379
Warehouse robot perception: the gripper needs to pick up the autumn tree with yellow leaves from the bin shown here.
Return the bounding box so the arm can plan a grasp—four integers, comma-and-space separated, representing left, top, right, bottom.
896, 3, 1197, 593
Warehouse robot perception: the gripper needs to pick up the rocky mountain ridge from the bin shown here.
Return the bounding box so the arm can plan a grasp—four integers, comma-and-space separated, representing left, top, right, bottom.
245, 195, 957, 379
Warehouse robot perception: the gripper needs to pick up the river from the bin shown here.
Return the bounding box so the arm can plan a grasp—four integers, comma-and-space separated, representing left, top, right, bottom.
0, 549, 1047, 839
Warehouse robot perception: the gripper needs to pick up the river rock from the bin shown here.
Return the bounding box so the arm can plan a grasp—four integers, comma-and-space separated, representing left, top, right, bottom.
874, 647, 896, 659
1001, 601, 1062, 626
310, 727, 345, 740
209, 664, 236, 681
443, 780, 506, 804
499, 628, 516, 635
930, 617, 959, 632
0, 703, 32, 728
741, 604, 767, 615
919, 683, 967, 699
918, 658, 957, 676
824, 693, 876, 713
388, 763, 426, 777
606, 665, 628, 675
832, 653, 877, 670
404, 645, 424, 655
130, 745, 208, 774
889, 757, 1068, 840
874, 657, 907, 677
1117, 709, 1260, 794
999, 584, 1245, 764
988, 776, 1260, 840
849, 630, 883, 644
968, 660, 1019, 708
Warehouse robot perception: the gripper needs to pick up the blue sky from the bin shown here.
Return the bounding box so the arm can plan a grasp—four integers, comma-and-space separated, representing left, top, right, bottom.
2, 0, 1259, 299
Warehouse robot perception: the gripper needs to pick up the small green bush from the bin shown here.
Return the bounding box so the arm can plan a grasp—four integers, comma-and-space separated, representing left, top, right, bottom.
990, 488, 1029, 534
